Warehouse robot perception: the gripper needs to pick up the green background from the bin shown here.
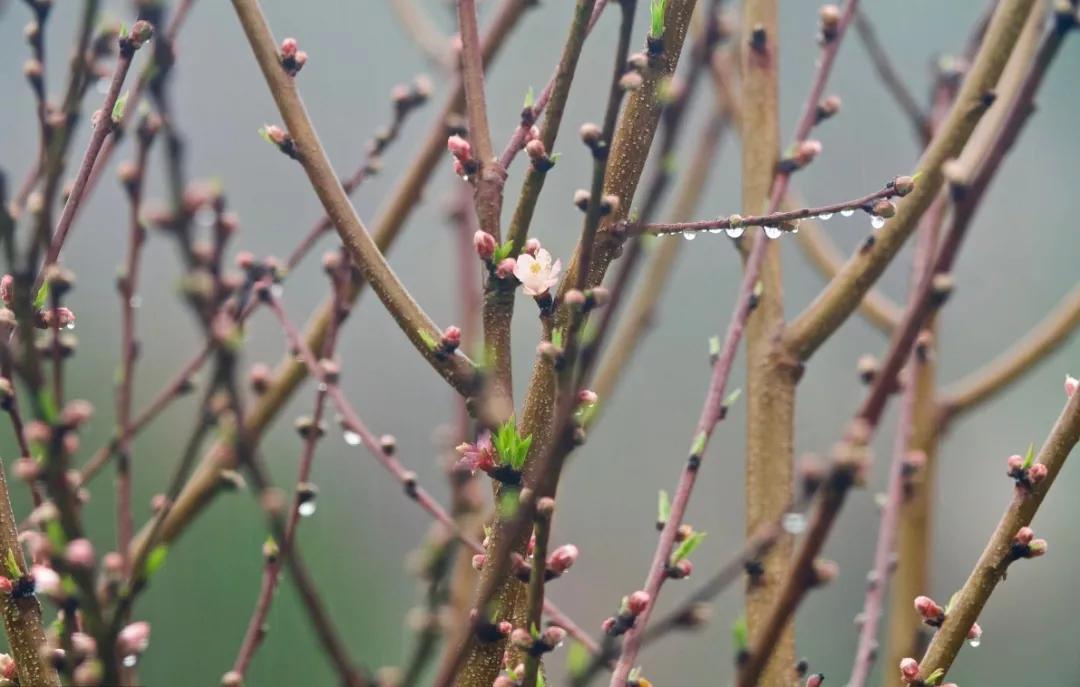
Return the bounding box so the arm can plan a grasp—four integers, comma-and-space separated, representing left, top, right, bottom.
1, 1, 1079, 684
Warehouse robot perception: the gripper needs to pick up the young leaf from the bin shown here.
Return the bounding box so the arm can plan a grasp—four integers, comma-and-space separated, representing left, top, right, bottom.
689, 431, 707, 458
566, 641, 589, 677
731, 613, 749, 652
723, 388, 743, 408
671, 531, 706, 563
112, 91, 130, 123
649, 0, 668, 37
925, 668, 945, 685
417, 328, 439, 352
145, 545, 169, 578
33, 281, 50, 309
1022, 441, 1036, 469
657, 490, 671, 525
523, 86, 536, 110
4, 549, 21, 579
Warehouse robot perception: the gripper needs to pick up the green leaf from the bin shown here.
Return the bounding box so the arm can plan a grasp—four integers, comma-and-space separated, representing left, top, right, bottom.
723, 388, 742, 409
671, 531, 706, 563
45, 520, 67, 551
1022, 441, 1036, 469
144, 545, 169, 578
551, 328, 565, 349
649, 0, 668, 37
33, 281, 50, 309
708, 335, 721, 359
492, 239, 514, 263
258, 126, 274, 144
689, 431, 707, 458
492, 417, 533, 471
523, 86, 536, 110
112, 91, 130, 123
925, 668, 945, 685
4, 549, 21, 578
731, 614, 748, 651
566, 641, 589, 677
657, 490, 671, 525
537, 672, 546, 687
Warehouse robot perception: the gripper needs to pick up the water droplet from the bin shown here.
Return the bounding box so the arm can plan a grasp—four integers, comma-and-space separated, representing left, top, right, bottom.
343, 430, 361, 446
871, 215, 886, 229
818, 212, 833, 221
708, 228, 723, 234
122, 655, 138, 668
764, 225, 782, 240
65, 322, 76, 330
298, 501, 317, 517
790, 220, 800, 234
128, 295, 142, 309
317, 383, 328, 392
270, 284, 284, 298
725, 226, 744, 239
683, 231, 697, 241
782, 512, 806, 534
462, 175, 471, 183
968, 638, 981, 648
840, 208, 855, 218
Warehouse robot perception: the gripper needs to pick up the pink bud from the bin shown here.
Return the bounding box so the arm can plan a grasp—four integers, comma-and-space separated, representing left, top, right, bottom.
31, 564, 61, 597
495, 258, 516, 280
577, 389, 598, 406
1015, 526, 1035, 546
0, 275, 12, 305
447, 135, 472, 161
294, 51, 308, 69
453, 159, 466, 177
117, 621, 151, 657
627, 590, 650, 616
497, 620, 513, 636
1027, 462, 1048, 485
264, 125, 288, 145
601, 617, 617, 634
563, 289, 586, 307
280, 37, 298, 58
471, 554, 485, 571
525, 138, 547, 161
510, 627, 533, 650
669, 558, 693, 579
899, 657, 920, 682
547, 544, 579, 574
541, 625, 567, 647
65, 538, 95, 569
967, 622, 982, 641
1065, 374, 1078, 398
14, 457, 39, 483
805, 674, 825, 687
1028, 538, 1048, 557
0, 655, 14, 681
494, 677, 516, 687
1006, 454, 1024, 473
523, 238, 541, 256
473, 230, 496, 260
914, 595, 944, 620
441, 326, 462, 349
0, 577, 12, 595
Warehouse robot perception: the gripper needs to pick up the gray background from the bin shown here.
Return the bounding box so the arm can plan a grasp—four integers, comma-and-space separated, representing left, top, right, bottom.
1, 1, 1078, 684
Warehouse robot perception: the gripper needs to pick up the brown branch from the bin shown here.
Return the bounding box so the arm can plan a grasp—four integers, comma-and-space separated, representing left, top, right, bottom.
783, 0, 1039, 362
916, 388, 1080, 680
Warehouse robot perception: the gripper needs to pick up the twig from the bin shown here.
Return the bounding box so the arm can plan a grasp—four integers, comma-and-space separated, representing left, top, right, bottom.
229, 0, 479, 396
916, 388, 1080, 680
854, 9, 932, 142
390, 0, 454, 68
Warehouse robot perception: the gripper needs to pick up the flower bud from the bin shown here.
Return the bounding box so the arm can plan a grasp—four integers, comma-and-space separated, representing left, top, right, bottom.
899, 657, 920, 682
579, 123, 602, 147
446, 134, 472, 161
820, 5, 841, 41
541, 625, 567, 648
872, 199, 896, 218
573, 189, 592, 211
495, 257, 516, 280
1027, 462, 1048, 485
893, 175, 916, 196
1015, 526, 1035, 546
548, 544, 579, 575
817, 94, 842, 121
914, 595, 944, 620
473, 230, 496, 260
117, 621, 151, 658
65, 538, 95, 569
510, 628, 533, 651
1028, 538, 1048, 557
523, 238, 541, 256
627, 590, 650, 616
1065, 374, 1078, 398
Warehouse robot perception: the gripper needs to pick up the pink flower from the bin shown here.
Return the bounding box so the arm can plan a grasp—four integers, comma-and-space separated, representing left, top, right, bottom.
455, 433, 496, 474
31, 564, 61, 597
1065, 374, 1078, 398
514, 248, 561, 297
899, 657, 920, 682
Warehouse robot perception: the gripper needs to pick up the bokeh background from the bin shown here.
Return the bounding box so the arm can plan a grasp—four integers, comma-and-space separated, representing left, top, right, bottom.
2, 1, 1079, 684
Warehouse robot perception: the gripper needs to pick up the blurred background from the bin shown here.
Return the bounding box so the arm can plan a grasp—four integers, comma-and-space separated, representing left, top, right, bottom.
1, 1, 1079, 684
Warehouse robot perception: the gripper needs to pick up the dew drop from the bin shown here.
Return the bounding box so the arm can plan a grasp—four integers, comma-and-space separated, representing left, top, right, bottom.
317, 382, 328, 392
871, 215, 886, 229
298, 501, 317, 517
128, 295, 142, 309
818, 212, 833, 221
683, 231, 697, 241
343, 430, 362, 446
708, 228, 723, 234
725, 226, 744, 239
270, 284, 285, 298
968, 638, 981, 648
790, 219, 800, 234
763, 225, 782, 240
782, 512, 806, 534
122, 655, 138, 668
65, 322, 76, 330
840, 208, 855, 217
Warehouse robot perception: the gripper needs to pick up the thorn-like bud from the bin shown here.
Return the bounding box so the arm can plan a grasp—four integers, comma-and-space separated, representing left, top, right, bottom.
857, 354, 878, 385
819, 5, 841, 42
573, 189, 592, 211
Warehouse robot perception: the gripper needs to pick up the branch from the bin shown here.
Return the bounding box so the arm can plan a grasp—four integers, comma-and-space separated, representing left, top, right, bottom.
916, 388, 1080, 681
783, 0, 1038, 362
390, 0, 454, 68
229, 0, 479, 396
854, 9, 931, 143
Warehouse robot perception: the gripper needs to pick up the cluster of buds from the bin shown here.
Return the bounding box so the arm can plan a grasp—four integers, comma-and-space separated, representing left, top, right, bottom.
447, 134, 479, 178
562, 288, 610, 314
278, 37, 308, 76
779, 139, 823, 173
602, 590, 651, 637
913, 594, 983, 644
572, 188, 620, 216
509, 624, 567, 657
1010, 526, 1048, 560
898, 657, 959, 686
1006, 452, 1048, 491
260, 124, 299, 160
